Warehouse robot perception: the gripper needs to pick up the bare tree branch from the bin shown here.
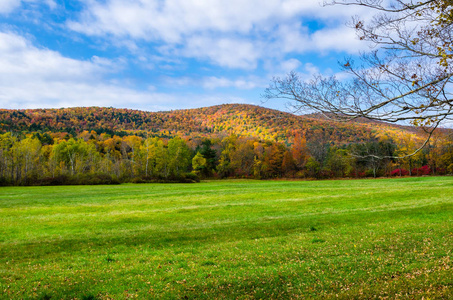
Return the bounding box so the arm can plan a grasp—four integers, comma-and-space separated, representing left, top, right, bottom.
264, 0, 453, 158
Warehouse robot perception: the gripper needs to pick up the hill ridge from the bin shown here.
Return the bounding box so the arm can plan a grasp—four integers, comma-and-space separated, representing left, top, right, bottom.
0, 103, 424, 145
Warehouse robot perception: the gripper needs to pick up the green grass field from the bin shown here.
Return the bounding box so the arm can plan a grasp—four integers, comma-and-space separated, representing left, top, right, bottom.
1, 177, 452, 299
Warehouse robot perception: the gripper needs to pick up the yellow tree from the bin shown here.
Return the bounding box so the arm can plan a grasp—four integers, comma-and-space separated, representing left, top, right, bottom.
290, 132, 309, 170
397, 133, 424, 175
122, 135, 143, 177
167, 137, 191, 177
192, 152, 207, 176
0, 133, 16, 182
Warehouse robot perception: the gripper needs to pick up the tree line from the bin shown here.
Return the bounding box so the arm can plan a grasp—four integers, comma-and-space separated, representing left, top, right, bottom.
1, 129, 452, 186
0, 104, 418, 148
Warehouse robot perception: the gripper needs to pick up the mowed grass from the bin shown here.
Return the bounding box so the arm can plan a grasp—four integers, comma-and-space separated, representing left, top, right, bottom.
0, 177, 452, 299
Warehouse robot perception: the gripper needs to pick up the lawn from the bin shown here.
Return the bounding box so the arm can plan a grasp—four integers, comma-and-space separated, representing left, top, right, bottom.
0, 177, 452, 299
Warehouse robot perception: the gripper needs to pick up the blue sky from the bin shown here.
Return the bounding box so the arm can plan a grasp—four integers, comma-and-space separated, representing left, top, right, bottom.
0, 0, 372, 112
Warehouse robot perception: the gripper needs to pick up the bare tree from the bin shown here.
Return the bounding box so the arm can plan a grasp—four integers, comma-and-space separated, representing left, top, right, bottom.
264, 0, 453, 157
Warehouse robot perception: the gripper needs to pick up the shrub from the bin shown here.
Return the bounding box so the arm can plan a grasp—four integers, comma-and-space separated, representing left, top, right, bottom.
36, 175, 72, 185
364, 170, 373, 177
35, 173, 120, 186
317, 169, 333, 179
436, 167, 446, 175
0, 177, 11, 186
411, 165, 432, 176
75, 173, 120, 185
130, 173, 200, 184
347, 171, 367, 178
182, 172, 200, 183
390, 168, 409, 176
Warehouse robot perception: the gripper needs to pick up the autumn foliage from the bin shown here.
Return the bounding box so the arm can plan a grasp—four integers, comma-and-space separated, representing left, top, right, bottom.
0, 104, 452, 185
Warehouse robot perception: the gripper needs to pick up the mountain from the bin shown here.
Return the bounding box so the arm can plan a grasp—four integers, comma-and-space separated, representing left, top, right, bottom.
0, 104, 426, 145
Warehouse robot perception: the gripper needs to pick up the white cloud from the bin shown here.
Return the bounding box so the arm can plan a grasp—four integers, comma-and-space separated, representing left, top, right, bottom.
0, 1, 381, 111
164, 75, 266, 90
70, 0, 367, 40
303, 63, 320, 76
181, 36, 260, 70
44, 0, 56, 10
70, 0, 281, 42
0, 0, 56, 14
273, 21, 369, 56
0, 31, 258, 111
201, 76, 262, 90
0, 32, 110, 81
274, 23, 311, 54
0, 32, 158, 110
280, 59, 302, 73
68, 0, 373, 69
311, 26, 368, 54
0, 0, 21, 14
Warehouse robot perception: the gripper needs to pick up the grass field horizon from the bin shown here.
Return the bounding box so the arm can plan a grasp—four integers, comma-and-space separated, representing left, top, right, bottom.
1, 177, 452, 299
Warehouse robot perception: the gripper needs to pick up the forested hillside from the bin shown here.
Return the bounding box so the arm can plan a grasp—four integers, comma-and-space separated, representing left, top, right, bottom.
0, 104, 421, 144
0, 104, 452, 185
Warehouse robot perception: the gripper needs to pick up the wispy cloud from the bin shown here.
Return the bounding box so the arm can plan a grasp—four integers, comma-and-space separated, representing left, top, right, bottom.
0, 0, 377, 111
0, 31, 160, 110
180, 36, 260, 70
68, 0, 371, 70
0, 0, 56, 14
0, 0, 22, 14
163, 75, 266, 90
0, 31, 258, 111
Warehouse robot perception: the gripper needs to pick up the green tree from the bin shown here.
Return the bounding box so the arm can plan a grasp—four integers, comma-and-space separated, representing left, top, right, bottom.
192, 152, 207, 176
52, 138, 92, 176
7, 136, 42, 184
199, 139, 217, 176
153, 139, 168, 178
217, 135, 238, 178
122, 135, 143, 177
140, 137, 160, 177
0, 133, 16, 182
305, 157, 321, 178
167, 137, 191, 177
325, 148, 349, 178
